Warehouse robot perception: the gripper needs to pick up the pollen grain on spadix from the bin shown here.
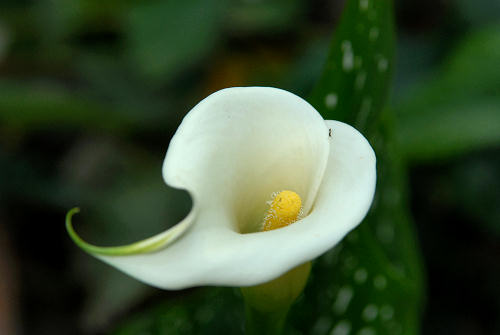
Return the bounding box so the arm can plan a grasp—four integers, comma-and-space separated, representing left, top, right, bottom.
262, 190, 303, 231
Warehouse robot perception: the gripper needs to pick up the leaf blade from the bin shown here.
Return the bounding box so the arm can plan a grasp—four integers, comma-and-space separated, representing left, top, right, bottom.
309, 0, 395, 132
302, 1, 424, 334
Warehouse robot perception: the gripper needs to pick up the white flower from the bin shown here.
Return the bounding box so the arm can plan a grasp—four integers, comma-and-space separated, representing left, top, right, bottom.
67, 87, 376, 290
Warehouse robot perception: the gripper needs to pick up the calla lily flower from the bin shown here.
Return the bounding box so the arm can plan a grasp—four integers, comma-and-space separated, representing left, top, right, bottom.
67, 87, 376, 290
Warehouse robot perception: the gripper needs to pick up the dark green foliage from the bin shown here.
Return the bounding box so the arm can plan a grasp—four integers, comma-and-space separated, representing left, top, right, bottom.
1, 0, 499, 334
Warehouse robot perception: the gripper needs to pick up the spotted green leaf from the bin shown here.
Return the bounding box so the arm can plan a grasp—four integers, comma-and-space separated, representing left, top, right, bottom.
299, 0, 424, 334
309, 0, 395, 134
289, 114, 424, 335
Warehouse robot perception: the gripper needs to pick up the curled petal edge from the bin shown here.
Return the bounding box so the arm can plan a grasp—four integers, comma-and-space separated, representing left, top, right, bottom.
65, 207, 195, 256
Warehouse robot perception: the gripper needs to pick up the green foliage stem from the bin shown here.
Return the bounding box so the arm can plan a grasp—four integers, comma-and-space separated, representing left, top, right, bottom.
241, 262, 311, 334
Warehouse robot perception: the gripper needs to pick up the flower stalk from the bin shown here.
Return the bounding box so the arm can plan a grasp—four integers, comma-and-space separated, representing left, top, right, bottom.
241, 262, 311, 334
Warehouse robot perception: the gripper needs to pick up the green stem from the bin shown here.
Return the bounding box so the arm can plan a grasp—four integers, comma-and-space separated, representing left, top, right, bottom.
244, 304, 289, 335
240, 262, 311, 334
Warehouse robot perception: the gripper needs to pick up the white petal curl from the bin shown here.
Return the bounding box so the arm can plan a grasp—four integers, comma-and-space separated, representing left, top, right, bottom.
89, 87, 375, 289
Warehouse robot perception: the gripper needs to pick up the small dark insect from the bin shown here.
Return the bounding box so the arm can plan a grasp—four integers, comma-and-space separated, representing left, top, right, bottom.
329, 128, 332, 137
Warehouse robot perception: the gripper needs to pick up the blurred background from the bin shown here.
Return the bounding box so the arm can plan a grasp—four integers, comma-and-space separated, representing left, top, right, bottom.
0, 0, 499, 334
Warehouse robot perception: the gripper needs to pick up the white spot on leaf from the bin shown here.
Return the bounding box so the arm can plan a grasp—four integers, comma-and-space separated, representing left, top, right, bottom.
354, 268, 368, 284
313, 317, 333, 334
331, 320, 351, 335
369, 27, 379, 41
380, 305, 395, 321
358, 327, 376, 335
341, 40, 352, 50
373, 275, 387, 290
362, 304, 378, 321
355, 71, 367, 90
343, 52, 354, 71
359, 0, 369, 11
325, 93, 338, 109
378, 57, 388, 72
341, 40, 354, 72
333, 286, 354, 314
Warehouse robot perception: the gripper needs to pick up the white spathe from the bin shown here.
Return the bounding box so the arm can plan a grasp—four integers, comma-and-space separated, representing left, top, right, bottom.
93, 87, 376, 290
